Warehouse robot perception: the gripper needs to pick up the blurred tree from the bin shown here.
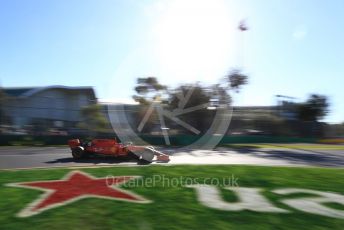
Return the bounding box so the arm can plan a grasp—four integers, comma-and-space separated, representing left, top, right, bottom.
0, 87, 7, 126
132, 77, 167, 105
297, 94, 329, 121
132, 72, 249, 135
169, 84, 210, 108
132, 77, 168, 133
168, 84, 213, 134
0, 87, 5, 100
226, 69, 248, 92
78, 104, 110, 134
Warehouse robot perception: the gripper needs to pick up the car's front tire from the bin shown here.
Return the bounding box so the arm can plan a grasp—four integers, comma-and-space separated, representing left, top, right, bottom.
71, 147, 84, 159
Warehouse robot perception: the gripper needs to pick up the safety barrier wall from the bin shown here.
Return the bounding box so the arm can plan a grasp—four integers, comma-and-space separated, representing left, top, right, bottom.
0, 134, 318, 146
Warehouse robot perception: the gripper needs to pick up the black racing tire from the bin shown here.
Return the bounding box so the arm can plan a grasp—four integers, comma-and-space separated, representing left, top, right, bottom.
71, 147, 84, 159
128, 151, 140, 160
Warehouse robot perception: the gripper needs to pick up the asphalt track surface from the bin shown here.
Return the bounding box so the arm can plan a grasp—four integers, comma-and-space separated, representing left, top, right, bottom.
0, 144, 343, 170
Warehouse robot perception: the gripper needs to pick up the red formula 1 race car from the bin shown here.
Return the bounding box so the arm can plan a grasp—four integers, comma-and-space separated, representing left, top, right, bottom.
68, 138, 170, 163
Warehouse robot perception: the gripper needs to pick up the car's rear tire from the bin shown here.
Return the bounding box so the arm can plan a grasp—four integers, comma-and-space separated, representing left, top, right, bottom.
128, 151, 140, 160
72, 147, 84, 159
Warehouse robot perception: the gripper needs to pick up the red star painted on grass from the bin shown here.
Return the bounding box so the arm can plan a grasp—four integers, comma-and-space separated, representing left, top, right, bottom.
6, 171, 150, 217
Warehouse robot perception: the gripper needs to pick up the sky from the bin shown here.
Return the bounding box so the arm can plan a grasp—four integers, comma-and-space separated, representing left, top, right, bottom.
0, 0, 343, 123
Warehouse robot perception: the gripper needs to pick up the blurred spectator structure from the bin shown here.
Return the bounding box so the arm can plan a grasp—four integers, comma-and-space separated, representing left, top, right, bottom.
0, 86, 96, 134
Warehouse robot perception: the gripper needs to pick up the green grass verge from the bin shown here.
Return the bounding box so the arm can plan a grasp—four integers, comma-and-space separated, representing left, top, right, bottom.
1, 165, 344, 229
